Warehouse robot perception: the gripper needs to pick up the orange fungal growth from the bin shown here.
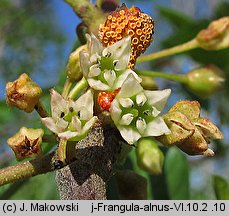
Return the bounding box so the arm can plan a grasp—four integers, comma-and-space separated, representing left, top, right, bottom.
98, 88, 120, 111
99, 4, 154, 68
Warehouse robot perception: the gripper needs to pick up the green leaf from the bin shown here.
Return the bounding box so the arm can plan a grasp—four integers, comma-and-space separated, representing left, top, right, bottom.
213, 175, 229, 200
165, 148, 190, 199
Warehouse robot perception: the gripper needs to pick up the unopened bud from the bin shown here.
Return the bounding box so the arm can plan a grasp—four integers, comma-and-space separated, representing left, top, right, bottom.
161, 100, 224, 156
186, 65, 225, 98
6, 73, 42, 113
157, 111, 195, 146
196, 16, 229, 50
7, 127, 44, 161
66, 45, 87, 82
140, 76, 158, 90
136, 138, 164, 175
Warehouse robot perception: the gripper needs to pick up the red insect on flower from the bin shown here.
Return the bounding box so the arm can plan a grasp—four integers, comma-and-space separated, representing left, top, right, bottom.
98, 88, 120, 111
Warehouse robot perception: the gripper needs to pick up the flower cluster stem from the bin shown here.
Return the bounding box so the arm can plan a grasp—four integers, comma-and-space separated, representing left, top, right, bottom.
62, 79, 73, 99
68, 77, 88, 99
137, 39, 199, 63
35, 100, 49, 118
136, 69, 188, 84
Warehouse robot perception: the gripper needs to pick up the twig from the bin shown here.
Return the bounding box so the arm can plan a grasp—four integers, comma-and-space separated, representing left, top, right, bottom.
0, 151, 56, 186
64, 0, 106, 34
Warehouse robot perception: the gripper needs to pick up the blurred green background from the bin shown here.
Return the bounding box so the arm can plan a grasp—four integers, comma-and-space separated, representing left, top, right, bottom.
0, 0, 228, 199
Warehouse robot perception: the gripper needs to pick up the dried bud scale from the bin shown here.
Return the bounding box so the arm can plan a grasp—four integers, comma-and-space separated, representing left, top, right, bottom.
6, 73, 42, 113
99, 4, 154, 68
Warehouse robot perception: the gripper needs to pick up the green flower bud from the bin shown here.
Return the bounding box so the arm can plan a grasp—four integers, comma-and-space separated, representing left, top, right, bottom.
66, 45, 87, 82
196, 16, 229, 50
136, 138, 164, 175
7, 127, 44, 161
140, 75, 158, 90
186, 65, 225, 98
6, 73, 42, 113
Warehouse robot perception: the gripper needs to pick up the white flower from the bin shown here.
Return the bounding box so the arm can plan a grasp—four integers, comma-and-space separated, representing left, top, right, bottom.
110, 74, 171, 144
80, 34, 141, 91
41, 89, 97, 141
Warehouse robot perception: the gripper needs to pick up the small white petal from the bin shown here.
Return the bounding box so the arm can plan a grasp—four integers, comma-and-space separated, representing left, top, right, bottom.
118, 98, 134, 108
88, 64, 101, 77
117, 73, 143, 98
56, 117, 69, 130
144, 116, 171, 137
152, 107, 160, 117
71, 116, 81, 132
87, 79, 110, 91
104, 70, 116, 87
78, 108, 90, 121
145, 89, 171, 112
82, 116, 98, 134
119, 114, 134, 125
41, 117, 63, 134
50, 89, 67, 119
136, 117, 147, 134
87, 33, 104, 55
110, 99, 122, 124
118, 126, 141, 144
114, 59, 128, 71
109, 36, 131, 60
58, 131, 79, 140
136, 92, 147, 106
79, 51, 90, 77
74, 89, 94, 118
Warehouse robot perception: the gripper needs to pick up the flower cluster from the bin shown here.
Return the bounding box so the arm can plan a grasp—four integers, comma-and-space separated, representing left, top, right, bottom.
80, 34, 141, 91
41, 89, 97, 141
77, 32, 171, 144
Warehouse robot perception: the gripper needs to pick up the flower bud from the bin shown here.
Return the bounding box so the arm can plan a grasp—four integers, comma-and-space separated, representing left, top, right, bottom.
7, 127, 44, 161
186, 65, 225, 98
140, 75, 158, 90
66, 45, 87, 82
6, 73, 42, 113
196, 16, 229, 50
136, 138, 164, 175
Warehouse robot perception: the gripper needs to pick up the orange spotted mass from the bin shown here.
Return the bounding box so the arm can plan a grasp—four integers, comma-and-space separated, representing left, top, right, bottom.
99, 4, 154, 68
98, 88, 120, 111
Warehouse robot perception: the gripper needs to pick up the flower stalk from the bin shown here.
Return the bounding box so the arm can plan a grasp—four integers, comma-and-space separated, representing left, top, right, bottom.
62, 79, 73, 99
136, 69, 188, 83
35, 100, 49, 118
68, 77, 88, 99
137, 39, 199, 63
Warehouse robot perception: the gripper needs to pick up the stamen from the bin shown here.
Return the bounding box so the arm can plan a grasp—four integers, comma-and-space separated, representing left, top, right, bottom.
119, 98, 134, 108
136, 92, 147, 106
119, 113, 134, 125
136, 117, 147, 134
